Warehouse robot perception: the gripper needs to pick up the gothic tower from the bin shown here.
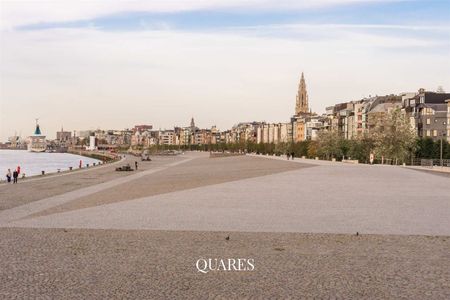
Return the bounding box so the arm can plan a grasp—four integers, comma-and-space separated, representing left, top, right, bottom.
190, 117, 196, 145
295, 72, 309, 115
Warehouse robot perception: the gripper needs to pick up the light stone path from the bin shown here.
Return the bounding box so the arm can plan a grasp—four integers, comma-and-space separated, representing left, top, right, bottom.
3, 154, 449, 236
1, 153, 449, 299
0, 156, 194, 225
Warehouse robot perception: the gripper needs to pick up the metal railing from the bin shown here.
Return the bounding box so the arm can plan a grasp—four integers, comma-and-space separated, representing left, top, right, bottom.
411, 158, 450, 168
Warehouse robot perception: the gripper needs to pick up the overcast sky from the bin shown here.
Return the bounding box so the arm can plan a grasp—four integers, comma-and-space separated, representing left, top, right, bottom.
1, 0, 449, 140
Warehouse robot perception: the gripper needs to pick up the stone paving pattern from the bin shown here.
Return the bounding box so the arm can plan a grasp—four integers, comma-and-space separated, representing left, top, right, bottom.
7, 153, 449, 236
31, 154, 306, 218
0, 153, 449, 298
1, 228, 449, 299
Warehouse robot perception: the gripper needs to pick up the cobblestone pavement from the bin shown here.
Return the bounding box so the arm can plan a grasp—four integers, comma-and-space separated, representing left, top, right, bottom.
0, 228, 449, 299
1, 153, 449, 298
5, 154, 449, 236
31, 154, 307, 218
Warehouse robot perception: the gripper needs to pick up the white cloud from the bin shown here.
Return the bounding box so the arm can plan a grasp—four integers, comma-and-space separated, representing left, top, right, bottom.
0, 0, 403, 30
1, 24, 449, 141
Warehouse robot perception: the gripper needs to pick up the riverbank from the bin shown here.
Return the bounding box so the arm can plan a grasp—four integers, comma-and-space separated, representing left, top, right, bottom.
0, 154, 183, 211
67, 149, 119, 162
0, 150, 109, 181
0, 156, 125, 188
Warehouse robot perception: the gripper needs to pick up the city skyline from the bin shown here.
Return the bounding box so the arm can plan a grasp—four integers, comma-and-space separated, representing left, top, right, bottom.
1, 0, 450, 141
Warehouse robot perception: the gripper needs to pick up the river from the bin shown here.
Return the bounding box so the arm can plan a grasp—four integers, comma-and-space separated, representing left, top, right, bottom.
0, 150, 101, 178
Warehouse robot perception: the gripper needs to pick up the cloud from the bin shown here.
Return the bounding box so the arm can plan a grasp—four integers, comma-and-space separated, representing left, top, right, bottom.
1, 0, 448, 140
0, 0, 404, 30
214, 22, 450, 49
1, 24, 449, 141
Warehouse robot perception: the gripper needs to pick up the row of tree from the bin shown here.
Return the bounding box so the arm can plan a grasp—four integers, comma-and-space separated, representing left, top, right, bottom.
311, 109, 449, 164
129, 109, 449, 164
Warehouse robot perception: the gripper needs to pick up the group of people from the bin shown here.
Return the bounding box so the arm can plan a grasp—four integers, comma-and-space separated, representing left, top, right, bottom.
5, 166, 21, 184
286, 152, 295, 160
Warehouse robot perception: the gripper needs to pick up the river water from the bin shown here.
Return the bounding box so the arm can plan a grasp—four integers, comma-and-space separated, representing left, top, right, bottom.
0, 150, 101, 178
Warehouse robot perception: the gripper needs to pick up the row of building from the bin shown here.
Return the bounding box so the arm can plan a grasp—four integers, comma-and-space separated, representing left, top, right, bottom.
2, 73, 449, 151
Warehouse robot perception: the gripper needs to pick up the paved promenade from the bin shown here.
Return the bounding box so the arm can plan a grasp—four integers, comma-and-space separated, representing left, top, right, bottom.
0, 152, 449, 298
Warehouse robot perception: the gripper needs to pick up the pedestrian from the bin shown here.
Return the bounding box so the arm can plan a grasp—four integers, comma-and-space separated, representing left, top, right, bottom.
291, 152, 295, 160
13, 170, 18, 184
135, 161, 138, 170
6, 169, 12, 183
17, 165, 21, 175
79, 160, 82, 169
286, 153, 290, 160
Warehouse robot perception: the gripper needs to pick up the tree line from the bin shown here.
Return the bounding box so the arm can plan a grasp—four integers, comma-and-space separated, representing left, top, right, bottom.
128, 109, 450, 164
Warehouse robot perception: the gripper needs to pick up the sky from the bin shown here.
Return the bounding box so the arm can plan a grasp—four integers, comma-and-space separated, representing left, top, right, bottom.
1, 0, 449, 141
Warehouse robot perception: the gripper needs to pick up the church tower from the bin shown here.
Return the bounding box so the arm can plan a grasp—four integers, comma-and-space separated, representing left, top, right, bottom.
190, 117, 196, 145
295, 72, 309, 115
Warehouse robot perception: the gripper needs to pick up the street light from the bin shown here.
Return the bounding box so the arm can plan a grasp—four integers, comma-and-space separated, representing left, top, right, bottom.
440, 130, 447, 167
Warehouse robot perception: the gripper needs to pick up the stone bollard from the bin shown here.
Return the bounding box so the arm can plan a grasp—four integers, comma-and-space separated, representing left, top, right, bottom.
332, 158, 336, 162
41, 170, 45, 175
315, 157, 319, 160
57, 169, 61, 173
302, 156, 306, 159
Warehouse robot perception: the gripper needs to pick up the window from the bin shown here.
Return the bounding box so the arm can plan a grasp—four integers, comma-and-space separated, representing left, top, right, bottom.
426, 118, 430, 125
426, 130, 431, 137
433, 130, 438, 137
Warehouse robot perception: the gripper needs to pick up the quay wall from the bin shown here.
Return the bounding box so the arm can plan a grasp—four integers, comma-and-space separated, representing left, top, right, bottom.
68, 149, 119, 162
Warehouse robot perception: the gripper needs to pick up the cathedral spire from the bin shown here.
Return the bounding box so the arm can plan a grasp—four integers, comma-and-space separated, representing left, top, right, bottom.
295, 72, 309, 115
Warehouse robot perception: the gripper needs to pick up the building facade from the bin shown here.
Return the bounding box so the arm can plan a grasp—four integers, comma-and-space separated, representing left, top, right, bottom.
403, 90, 450, 141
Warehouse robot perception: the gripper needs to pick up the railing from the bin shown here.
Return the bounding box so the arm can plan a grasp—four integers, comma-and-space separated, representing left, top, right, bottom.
410, 158, 450, 168
369, 158, 450, 167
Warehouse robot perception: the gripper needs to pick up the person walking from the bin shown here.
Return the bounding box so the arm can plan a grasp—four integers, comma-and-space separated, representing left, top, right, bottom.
6, 169, 12, 183
17, 165, 21, 175
12, 169, 18, 184
135, 161, 138, 170
291, 152, 295, 160
286, 153, 290, 160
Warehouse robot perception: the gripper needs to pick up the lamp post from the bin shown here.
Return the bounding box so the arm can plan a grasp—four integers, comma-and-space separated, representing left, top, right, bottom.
441, 131, 446, 167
